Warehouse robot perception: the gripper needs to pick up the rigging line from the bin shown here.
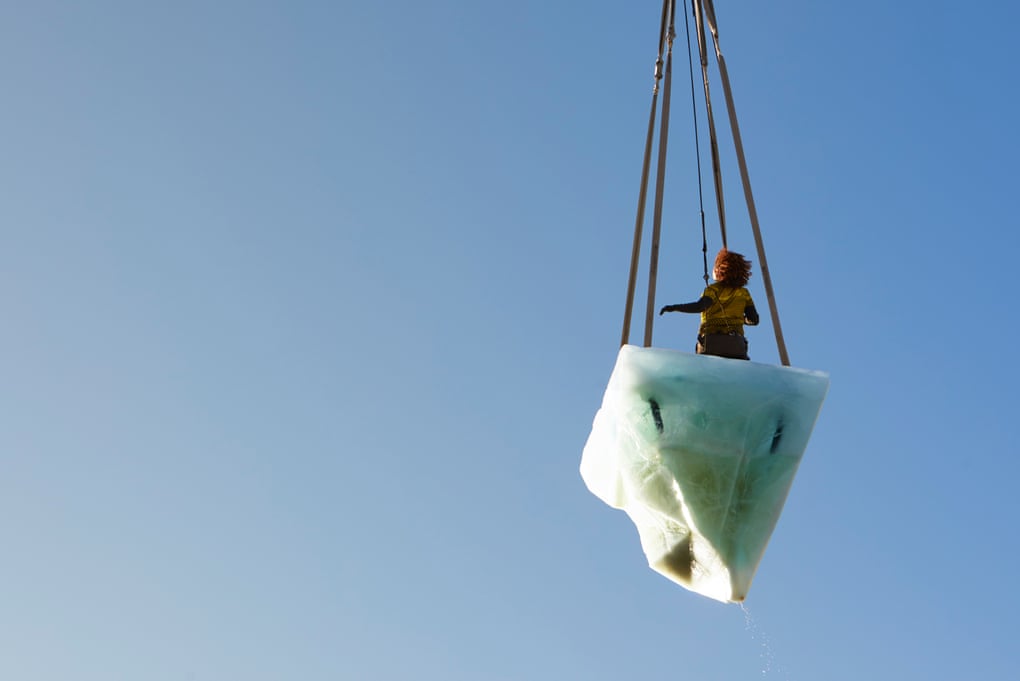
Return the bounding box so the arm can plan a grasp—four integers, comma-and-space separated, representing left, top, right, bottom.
699, 0, 790, 366
681, 0, 710, 287
621, 0, 673, 348
621, 84, 660, 347
655, 0, 671, 60
643, 0, 677, 348
691, 0, 727, 250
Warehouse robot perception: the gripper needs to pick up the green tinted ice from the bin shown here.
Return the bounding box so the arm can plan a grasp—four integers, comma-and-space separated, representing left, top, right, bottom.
581, 345, 829, 603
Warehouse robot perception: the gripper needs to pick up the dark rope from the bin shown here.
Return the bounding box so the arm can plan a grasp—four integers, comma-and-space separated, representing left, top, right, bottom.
682, 0, 710, 287
692, 0, 727, 250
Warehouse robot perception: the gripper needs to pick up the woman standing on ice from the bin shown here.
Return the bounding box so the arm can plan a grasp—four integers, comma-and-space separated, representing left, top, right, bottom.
659, 249, 760, 360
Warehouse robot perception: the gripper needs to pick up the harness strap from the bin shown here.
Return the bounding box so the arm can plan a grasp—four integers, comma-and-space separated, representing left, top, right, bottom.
621, 0, 675, 348
699, 0, 791, 366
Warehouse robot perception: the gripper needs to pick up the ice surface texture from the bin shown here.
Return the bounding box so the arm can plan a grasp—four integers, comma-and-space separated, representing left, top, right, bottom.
581, 345, 829, 603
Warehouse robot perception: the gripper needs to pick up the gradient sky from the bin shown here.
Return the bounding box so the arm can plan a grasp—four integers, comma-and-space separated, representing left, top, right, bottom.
3, 1, 1019, 680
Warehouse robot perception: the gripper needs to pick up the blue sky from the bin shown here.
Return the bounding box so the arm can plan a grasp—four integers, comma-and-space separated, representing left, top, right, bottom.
2, 1, 1018, 679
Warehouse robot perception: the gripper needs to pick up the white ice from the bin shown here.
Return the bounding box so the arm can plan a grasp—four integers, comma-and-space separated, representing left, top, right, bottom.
580, 345, 829, 603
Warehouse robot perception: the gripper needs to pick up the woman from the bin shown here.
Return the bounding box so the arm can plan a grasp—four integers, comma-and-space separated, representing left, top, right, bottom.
659, 249, 760, 360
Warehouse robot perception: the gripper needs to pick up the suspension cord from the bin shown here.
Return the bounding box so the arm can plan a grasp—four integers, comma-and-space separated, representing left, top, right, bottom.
691, 0, 727, 250
681, 0, 710, 287
642, 0, 677, 347
621, 0, 673, 348
699, 0, 791, 365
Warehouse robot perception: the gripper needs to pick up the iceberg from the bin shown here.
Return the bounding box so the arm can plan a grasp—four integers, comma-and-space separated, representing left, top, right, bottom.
581, 345, 829, 602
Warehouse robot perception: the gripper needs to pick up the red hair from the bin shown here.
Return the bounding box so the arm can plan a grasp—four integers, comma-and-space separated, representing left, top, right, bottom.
714, 249, 752, 287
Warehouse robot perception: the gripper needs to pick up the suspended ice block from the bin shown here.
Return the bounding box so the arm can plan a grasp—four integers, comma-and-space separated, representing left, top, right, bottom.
581, 345, 829, 603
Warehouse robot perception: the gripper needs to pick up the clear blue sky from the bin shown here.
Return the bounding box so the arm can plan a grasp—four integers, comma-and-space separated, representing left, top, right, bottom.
2, 1, 1018, 679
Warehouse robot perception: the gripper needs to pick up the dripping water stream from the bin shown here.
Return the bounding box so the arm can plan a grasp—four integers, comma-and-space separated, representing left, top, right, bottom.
740, 603, 790, 679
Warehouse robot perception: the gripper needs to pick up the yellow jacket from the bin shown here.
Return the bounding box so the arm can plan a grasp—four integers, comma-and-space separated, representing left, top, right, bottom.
697, 283, 756, 335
